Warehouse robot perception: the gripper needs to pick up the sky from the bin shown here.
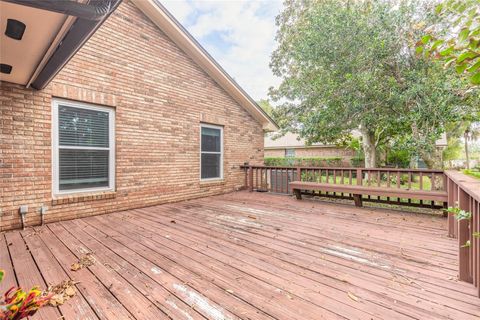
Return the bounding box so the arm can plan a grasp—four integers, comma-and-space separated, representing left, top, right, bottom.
162, 0, 283, 101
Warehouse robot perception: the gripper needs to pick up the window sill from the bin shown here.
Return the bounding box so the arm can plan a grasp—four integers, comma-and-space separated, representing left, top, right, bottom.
199, 179, 225, 187
51, 191, 116, 206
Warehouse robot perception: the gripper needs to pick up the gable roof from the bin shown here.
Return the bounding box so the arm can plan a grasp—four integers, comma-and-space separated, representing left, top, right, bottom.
265, 132, 332, 149
131, 0, 278, 132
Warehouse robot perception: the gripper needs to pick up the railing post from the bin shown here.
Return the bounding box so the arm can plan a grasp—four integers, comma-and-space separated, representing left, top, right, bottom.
296, 167, 301, 181
356, 168, 362, 186
248, 166, 253, 192
458, 188, 472, 283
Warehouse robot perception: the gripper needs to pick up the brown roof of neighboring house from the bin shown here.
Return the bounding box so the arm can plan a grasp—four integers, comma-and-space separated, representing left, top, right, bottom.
265, 132, 331, 149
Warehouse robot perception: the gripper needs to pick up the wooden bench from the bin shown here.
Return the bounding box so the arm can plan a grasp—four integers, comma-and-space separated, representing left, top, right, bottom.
290, 181, 448, 207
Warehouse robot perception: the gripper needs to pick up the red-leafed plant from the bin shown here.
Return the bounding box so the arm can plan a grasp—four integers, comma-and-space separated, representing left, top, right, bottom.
0, 270, 51, 320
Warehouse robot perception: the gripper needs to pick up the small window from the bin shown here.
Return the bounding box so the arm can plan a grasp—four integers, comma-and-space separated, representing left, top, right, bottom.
52, 99, 115, 195
200, 124, 223, 180
285, 149, 295, 157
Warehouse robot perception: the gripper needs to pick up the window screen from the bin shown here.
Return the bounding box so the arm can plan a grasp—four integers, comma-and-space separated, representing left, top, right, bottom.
285, 149, 295, 157
201, 125, 222, 179
55, 103, 114, 193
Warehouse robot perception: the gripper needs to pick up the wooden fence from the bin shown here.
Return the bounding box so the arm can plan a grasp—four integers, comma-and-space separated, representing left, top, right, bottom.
445, 170, 480, 297
242, 165, 447, 208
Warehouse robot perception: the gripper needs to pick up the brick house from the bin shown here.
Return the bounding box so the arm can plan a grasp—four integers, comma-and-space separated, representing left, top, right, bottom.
0, 0, 276, 231
265, 132, 356, 165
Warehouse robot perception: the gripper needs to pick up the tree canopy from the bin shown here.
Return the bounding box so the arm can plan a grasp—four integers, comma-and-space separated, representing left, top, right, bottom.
418, 0, 480, 86
269, 0, 475, 168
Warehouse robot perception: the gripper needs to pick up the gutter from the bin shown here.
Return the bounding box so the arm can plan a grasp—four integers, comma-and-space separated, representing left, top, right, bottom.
2, 0, 116, 21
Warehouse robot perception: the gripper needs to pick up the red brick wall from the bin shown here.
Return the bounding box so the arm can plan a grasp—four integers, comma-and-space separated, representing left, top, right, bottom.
0, 1, 264, 231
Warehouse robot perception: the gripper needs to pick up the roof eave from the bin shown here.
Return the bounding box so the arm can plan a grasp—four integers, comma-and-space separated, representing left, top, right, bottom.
3, 0, 123, 90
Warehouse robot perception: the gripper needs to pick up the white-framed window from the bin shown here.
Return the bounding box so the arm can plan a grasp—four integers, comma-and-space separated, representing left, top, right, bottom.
52, 99, 115, 196
285, 148, 295, 157
200, 123, 223, 180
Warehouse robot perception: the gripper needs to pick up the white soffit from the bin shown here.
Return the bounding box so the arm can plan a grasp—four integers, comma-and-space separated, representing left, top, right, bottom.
0, 1, 67, 85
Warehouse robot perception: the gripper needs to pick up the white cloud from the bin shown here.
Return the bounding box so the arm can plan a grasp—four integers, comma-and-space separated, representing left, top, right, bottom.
162, 0, 282, 101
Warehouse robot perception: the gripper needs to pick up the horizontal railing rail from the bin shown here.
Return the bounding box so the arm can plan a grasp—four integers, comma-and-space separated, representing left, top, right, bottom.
241, 165, 446, 209
445, 170, 480, 297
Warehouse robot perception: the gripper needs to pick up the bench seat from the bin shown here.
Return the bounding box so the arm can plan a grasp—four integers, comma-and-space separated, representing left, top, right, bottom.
290, 181, 448, 207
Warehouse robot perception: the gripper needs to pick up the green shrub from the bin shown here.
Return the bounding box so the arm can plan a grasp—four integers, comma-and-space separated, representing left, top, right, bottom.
386, 149, 410, 168
264, 157, 343, 167
350, 156, 364, 167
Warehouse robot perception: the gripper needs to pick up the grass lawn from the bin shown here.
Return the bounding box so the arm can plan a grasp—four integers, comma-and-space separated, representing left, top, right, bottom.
462, 169, 480, 180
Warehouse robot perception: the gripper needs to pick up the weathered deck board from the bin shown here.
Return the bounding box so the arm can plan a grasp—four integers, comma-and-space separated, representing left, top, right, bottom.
4, 232, 61, 320
21, 228, 100, 320
0, 233, 17, 293
1, 191, 479, 319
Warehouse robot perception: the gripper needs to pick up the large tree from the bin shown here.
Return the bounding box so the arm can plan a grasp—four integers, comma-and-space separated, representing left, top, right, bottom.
418, 0, 480, 86
417, 0, 480, 168
269, 0, 468, 168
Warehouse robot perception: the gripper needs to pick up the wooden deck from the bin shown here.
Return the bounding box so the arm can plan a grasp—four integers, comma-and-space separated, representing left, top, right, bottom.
1, 191, 479, 320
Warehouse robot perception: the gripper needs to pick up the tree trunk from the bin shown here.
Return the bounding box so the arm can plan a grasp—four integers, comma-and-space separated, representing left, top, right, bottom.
360, 127, 376, 168
418, 148, 443, 169
464, 131, 470, 170
409, 157, 417, 169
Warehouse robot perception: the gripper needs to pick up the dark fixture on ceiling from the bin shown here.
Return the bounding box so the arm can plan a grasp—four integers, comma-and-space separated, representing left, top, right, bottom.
5, 19, 26, 40
0, 64, 13, 74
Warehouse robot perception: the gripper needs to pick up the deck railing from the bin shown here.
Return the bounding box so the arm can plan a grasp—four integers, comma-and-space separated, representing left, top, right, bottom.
241, 165, 479, 297
241, 165, 447, 208
445, 170, 480, 296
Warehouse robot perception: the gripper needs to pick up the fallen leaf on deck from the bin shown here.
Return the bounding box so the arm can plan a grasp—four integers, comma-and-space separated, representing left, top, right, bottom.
247, 215, 257, 220
70, 263, 81, 271
347, 292, 358, 302
226, 289, 234, 294
46, 280, 79, 306
170, 220, 176, 224
70, 252, 95, 271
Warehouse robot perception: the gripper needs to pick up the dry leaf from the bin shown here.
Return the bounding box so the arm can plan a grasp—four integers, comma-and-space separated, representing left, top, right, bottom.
65, 286, 76, 297
70, 252, 95, 271
49, 294, 64, 306
70, 263, 81, 271
226, 289, 234, 294
347, 292, 358, 302
247, 215, 257, 220
46, 279, 79, 306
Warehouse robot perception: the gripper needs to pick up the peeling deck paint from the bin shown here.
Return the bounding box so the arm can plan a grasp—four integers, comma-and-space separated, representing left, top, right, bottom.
321, 245, 404, 273
216, 214, 262, 227
173, 283, 232, 320
150, 267, 162, 275
165, 299, 194, 320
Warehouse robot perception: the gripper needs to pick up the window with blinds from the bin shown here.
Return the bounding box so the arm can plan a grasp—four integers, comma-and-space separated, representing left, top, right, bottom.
53, 100, 115, 195
200, 124, 223, 180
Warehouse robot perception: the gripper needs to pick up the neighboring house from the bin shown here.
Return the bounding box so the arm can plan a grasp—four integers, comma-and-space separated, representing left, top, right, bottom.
264, 132, 356, 165
0, 0, 276, 231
